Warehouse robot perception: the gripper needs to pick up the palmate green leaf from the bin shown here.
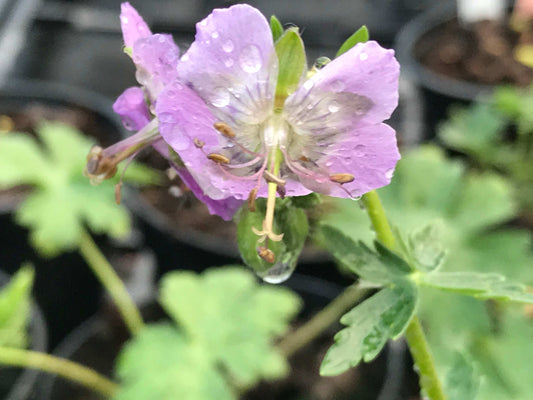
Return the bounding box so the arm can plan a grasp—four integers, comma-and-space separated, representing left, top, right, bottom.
321, 225, 412, 284
445, 352, 480, 400
0, 122, 146, 256
421, 272, 533, 303
335, 25, 369, 57
114, 324, 234, 400
320, 280, 417, 376
160, 267, 301, 386
0, 265, 34, 348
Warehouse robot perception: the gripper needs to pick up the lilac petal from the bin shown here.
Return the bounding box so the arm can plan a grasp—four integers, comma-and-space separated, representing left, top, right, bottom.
177, 4, 277, 127
132, 34, 180, 100
176, 167, 243, 221
314, 123, 400, 198
120, 3, 151, 48
113, 87, 151, 131
157, 81, 260, 201
289, 41, 399, 126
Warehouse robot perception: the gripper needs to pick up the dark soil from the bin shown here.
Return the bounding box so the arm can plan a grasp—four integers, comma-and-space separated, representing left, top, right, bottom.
415, 18, 533, 86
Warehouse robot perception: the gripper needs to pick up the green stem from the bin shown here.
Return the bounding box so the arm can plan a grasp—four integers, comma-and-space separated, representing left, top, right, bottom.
278, 284, 370, 357
78, 229, 144, 335
361, 190, 447, 400
0, 346, 118, 398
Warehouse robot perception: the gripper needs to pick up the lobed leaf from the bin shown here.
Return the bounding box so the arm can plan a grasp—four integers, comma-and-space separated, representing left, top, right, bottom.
320, 280, 417, 376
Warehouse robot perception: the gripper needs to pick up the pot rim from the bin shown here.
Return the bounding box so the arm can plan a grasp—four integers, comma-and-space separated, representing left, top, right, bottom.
394, 2, 495, 101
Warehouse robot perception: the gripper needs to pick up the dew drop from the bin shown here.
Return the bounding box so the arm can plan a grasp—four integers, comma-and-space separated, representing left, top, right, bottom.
224, 58, 234, 68
303, 80, 314, 91
181, 54, 189, 62
328, 100, 340, 113
239, 44, 262, 73
258, 262, 295, 284
325, 161, 333, 167
222, 39, 234, 53
330, 80, 345, 92
205, 39, 211, 45
385, 168, 394, 180
200, 19, 207, 27
211, 31, 219, 39
210, 87, 230, 108
359, 52, 368, 61
173, 134, 190, 151
158, 112, 175, 123
120, 15, 128, 24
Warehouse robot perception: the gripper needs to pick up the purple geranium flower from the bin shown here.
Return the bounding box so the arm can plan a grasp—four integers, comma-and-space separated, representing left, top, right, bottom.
84, 2, 242, 221
155, 4, 400, 243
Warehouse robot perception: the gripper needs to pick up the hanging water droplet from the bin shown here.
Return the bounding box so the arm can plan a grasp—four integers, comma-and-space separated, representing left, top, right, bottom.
385, 168, 394, 180
258, 261, 296, 284
210, 87, 230, 107
222, 39, 234, 53
239, 45, 262, 73
211, 31, 219, 39
359, 52, 368, 61
328, 100, 340, 113
224, 58, 234, 68
330, 80, 345, 92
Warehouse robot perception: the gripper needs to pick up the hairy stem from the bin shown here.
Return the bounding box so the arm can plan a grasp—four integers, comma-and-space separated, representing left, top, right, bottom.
78, 229, 144, 335
0, 346, 118, 398
278, 284, 370, 357
361, 190, 447, 400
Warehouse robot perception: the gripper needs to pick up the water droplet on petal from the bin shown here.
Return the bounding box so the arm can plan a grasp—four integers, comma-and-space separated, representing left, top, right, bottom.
258, 262, 295, 284
120, 15, 129, 24
200, 19, 207, 27
239, 44, 262, 73
359, 52, 368, 61
222, 39, 234, 53
172, 131, 190, 151
328, 100, 340, 113
158, 112, 175, 123
224, 58, 234, 68
210, 87, 230, 108
211, 31, 219, 39
325, 161, 333, 167
205, 39, 211, 45
181, 54, 189, 62
303, 80, 314, 91
330, 80, 345, 92
385, 168, 394, 180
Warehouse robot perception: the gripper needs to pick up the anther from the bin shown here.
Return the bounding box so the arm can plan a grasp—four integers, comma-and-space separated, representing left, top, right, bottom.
257, 246, 275, 263
85, 146, 118, 181
214, 122, 236, 138
207, 153, 230, 164
329, 173, 355, 184
277, 185, 286, 199
248, 188, 258, 212
299, 155, 311, 162
263, 170, 286, 186
115, 183, 122, 205
193, 138, 205, 148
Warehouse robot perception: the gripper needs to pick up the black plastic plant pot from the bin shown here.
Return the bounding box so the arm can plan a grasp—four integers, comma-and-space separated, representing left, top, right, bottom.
0, 79, 126, 347
39, 274, 407, 400
0, 270, 48, 400
394, 2, 496, 140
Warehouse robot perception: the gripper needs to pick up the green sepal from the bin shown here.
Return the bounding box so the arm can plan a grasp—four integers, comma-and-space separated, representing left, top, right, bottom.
335, 25, 369, 57
270, 15, 283, 42
275, 28, 307, 102
289, 193, 322, 209
0, 265, 34, 348
320, 225, 413, 283
320, 280, 418, 376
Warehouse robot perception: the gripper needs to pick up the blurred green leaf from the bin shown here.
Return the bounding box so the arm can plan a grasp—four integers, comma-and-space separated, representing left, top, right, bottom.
321, 225, 412, 283
409, 223, 446, 272
270, 15, 283, 42
115, 324, 234, 400
160, 267, 301, 386
275, 28, 307, 100
320, 280, 417, 376
0, 265, 34, 348
445, 352, 480, 400
0, 122, 157, 256
335, 25, 369, 57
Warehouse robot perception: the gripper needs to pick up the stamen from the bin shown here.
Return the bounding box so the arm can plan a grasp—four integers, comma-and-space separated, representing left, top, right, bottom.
193, 138, 205, 148
330, 173, 355, 184
247, 188, 258, 212
257, 246, 275, 263
263, 170, 287, 186
115, 183, 122, 205
214, 122, 236, 138
207, 153, 230, 164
